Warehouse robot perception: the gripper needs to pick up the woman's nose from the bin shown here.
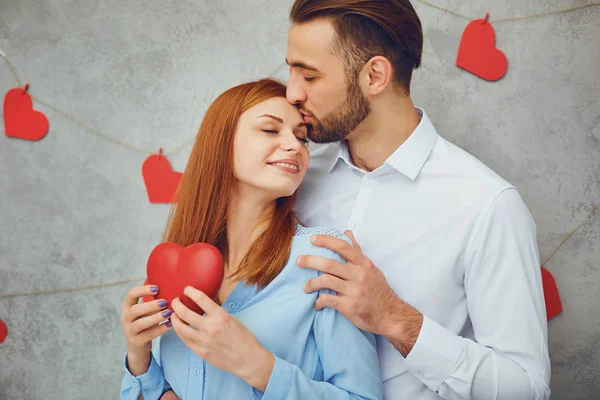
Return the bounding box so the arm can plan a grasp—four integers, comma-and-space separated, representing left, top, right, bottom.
281, 132, 302, 152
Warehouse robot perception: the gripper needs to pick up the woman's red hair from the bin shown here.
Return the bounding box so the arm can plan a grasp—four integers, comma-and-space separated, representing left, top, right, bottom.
162, 79, 298, 288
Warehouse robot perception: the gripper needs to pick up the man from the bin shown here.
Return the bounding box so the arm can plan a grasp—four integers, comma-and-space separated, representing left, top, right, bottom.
288, 1, 551, 399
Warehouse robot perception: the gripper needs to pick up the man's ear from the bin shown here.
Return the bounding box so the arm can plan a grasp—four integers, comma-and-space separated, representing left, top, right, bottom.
364, 56, 393, 96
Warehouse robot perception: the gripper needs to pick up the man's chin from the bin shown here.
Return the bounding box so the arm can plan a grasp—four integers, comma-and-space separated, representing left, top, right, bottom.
308, 129, 345, 144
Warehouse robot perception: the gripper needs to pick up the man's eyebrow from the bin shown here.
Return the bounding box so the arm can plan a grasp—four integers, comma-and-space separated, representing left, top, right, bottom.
285, 58, 320, 72
259, 114, 309, 129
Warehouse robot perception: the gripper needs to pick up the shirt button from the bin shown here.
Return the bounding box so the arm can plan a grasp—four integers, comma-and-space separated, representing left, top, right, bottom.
350, 222, 359, 229
194, 367, 200, 375
228, 302, 235, 309
133, 381, 139, 388
365, 179, 373, 186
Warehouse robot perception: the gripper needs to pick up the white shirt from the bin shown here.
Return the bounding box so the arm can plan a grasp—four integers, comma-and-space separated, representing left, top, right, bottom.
294, 108, 551, 400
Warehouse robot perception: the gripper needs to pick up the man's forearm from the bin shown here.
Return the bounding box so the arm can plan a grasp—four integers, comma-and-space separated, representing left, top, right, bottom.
382, 296, 424, 357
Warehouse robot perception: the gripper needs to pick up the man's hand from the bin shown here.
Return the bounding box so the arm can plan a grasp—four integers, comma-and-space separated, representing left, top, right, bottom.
298, 230, 424, 356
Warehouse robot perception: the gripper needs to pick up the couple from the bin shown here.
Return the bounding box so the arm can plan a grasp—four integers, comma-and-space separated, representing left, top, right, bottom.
120, 0, 551, 399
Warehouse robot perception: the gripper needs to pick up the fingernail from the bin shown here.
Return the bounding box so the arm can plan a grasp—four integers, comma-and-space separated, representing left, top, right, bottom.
158, 300, 168, 308
150, 286, 159, 293
310, 235, 316, 244
166, 321, 172, 328
296, 256, 303, 266
162, 309, 172, 318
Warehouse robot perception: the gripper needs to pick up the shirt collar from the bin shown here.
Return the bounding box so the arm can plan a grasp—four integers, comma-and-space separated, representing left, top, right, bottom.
326, 108, 438, 180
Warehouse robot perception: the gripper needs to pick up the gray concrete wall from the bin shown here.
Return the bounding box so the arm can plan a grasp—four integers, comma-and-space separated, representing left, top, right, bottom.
0, 1, 598, 399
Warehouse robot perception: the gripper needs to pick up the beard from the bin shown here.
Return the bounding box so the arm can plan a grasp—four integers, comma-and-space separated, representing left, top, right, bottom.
305, 76, 371, 144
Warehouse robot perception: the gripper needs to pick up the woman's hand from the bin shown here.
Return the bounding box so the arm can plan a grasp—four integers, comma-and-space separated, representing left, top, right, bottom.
120, 285, 173, 375
170, 286, 275, 392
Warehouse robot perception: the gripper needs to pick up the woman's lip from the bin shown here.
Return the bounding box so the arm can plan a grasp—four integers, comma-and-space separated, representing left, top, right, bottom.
303, 115, 312, 123
269, 163, 300, 174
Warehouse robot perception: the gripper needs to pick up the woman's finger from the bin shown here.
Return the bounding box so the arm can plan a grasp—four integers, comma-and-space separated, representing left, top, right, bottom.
126, 298, 169, 322
136, 319, 172, 344
122, 285, 159, 309
131, 309, 173, 335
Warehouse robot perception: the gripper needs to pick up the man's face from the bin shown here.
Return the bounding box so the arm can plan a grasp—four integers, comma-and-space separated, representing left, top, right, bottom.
286, 19, 371, 143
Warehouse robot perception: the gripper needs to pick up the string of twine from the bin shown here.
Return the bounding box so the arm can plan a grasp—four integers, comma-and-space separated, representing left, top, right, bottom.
1, 201, 598, 299
0, 52, 286, 156
1, 0, 599, 298
416, 0, 600, 22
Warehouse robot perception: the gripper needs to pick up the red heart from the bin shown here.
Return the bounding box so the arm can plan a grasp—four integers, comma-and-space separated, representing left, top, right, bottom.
456, 15, 508, 81
142, 149, 183, 203
145, 242, 224, 315
0, 319, 7, 344
3, 86, 49, 141
541, 266, 562, 320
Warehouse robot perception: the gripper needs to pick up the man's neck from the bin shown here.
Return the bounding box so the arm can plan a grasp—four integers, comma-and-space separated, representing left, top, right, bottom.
346, 96, 420, 172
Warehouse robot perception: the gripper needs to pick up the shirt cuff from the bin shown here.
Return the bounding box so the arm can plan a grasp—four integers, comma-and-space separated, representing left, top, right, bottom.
252, 355, 294, 400
404, 314, 465, 391
123, 352, 164, 393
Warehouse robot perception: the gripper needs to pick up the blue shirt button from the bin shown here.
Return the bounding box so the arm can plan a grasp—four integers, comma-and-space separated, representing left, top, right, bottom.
228, 302, 235, 309
194, 367, 200, 375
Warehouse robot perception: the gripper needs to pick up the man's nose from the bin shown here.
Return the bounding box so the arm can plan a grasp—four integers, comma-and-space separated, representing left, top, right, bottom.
286, 74, 307, 105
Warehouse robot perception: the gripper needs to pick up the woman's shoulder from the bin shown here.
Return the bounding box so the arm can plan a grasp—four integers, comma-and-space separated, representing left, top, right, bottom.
291, 225, 352, 256
294, 224, 346, 239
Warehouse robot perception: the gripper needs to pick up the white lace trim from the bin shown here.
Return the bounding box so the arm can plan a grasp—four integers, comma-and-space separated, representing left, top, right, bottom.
295, 225, 344, 238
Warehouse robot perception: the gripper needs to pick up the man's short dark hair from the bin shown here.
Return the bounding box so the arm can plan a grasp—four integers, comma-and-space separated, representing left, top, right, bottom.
290, 0, 423, 95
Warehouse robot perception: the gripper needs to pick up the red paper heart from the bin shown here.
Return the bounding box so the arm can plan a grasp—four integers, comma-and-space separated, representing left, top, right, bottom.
3, 85, 49, 140
456, 14, 508, 81
541, 266, 562, 320
146, 242, 224, 315
0, 319, 7, 344
142, 149, 183, 203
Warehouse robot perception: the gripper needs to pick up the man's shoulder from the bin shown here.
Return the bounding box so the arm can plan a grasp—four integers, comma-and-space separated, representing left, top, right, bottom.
430, 136, 515, 195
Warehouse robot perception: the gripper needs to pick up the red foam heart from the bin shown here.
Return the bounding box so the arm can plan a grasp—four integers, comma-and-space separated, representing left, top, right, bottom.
146, 242, 224, 315
541, 266, 562, 320
142, 149, 183, 203
3, 85, 49, 140
456, 14, 508, 81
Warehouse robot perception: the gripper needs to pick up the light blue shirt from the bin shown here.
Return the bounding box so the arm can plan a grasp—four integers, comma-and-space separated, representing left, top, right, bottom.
121, 226, 383, 400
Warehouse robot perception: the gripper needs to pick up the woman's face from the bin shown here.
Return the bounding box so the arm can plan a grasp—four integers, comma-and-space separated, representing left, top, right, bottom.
233, 97, 310, 200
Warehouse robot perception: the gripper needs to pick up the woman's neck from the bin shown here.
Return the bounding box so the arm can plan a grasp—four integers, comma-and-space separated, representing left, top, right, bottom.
225, 189, 275, 277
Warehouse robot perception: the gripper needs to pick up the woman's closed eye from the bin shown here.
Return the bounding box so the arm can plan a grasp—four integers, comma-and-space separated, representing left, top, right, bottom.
262, 128, 308, 144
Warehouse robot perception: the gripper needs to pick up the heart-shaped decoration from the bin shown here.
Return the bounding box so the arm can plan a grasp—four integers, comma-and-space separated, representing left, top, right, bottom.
541, 266, 562, 320
456, 14, 508, 81
142, 149, 183, 203
3, 85, 49, 140
0, 319, 7, 344
146, 242, 224, 315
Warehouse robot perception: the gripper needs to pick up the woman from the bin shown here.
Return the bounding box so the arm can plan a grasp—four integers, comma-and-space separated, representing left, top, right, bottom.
119, 79, 382, 400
